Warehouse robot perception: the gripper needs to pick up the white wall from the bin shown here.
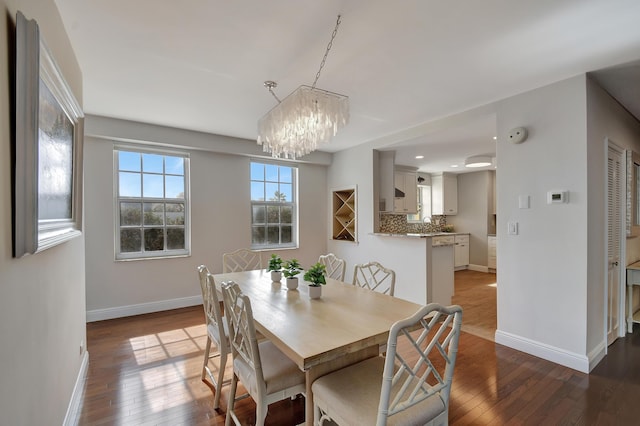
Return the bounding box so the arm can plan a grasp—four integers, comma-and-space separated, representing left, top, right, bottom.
0, 1, 87, 424
326, 142, 428, 304
586, 76, 640, 355
448, 171, 491, 267
495, 76, 590, 370
83, 117, 329, 319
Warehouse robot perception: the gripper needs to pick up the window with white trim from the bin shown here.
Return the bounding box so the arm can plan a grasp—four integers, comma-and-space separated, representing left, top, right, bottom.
115, 148, 190, 260
250, 161, 297, 249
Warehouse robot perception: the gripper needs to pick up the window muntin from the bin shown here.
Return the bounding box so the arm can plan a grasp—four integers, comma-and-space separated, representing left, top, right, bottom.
250, 162, 297, 249
115, 148, 190, 260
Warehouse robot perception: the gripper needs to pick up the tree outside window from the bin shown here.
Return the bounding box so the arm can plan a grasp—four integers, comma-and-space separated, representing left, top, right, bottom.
250, 162, 297, 249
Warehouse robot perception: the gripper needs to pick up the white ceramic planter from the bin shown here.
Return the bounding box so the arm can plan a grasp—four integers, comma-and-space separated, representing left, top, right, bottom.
270, 270, 282, 282
308, 285, 322, 299
286, 277, 299, 290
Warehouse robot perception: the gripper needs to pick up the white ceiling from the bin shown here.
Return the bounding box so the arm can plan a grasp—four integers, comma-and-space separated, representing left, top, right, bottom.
53, 0, 640, 173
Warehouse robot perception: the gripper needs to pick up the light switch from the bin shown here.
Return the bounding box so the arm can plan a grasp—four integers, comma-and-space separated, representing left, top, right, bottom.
518, 195, 530, 209
508, 221, 519, 235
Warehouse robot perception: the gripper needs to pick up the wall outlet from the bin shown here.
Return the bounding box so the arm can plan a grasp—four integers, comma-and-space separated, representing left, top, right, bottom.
80, 339, 84, 355
508, 221, 519, 235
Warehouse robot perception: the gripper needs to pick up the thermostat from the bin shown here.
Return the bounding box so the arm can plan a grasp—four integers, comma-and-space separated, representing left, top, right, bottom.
547, 190, 568, 204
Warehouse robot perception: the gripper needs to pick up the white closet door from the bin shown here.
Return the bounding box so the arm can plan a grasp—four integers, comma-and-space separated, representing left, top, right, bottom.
607, 142, 623, 345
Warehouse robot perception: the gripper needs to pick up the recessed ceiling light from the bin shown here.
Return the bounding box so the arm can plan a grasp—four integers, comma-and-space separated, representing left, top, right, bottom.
450, 165, 459, 168
415, 155, 424, 159
493, 136, 497, 140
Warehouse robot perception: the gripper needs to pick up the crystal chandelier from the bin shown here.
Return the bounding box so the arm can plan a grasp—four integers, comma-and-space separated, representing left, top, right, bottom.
257, 15, 349, 159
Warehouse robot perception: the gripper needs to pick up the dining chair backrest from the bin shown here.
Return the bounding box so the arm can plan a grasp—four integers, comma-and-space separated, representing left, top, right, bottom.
222, 280, 305, 425
222, 248, 263, 273
352, 261, 396, 296
196, 265, 231, 409
378, 303, 463, 424
311, 303, 463, 425
221, 281, 265, 395
318, 253, 346, 281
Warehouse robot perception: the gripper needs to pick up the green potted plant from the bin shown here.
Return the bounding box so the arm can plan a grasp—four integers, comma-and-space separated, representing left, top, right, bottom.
304, 262, 327, 299
267, 254, 283, 282
283, 259, 302, 290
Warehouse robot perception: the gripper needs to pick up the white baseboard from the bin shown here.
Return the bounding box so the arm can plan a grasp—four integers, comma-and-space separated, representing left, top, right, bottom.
495, 330, 590, 373
467, 264, 489, 273
86, 295, 202, 322
588, 340, 607, 372
63, 350, 89, 426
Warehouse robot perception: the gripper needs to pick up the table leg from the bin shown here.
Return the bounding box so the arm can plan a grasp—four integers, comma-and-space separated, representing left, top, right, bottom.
303, 346, 379, 425
628, 284, 634, 334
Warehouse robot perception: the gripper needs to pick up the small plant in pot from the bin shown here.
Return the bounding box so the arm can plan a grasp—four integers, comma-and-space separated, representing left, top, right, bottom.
304, 262, 327, 299
283, 259, 302, 290
267, 254, 283, 282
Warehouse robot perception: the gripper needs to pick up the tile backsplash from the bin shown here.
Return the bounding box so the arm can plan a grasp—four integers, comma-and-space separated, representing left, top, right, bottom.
379, 213, 449, 233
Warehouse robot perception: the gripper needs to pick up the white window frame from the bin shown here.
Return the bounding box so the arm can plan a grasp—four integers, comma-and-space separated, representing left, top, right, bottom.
250, 160, 298, 250
407, 185, 432, 223
114, 145, 191, 260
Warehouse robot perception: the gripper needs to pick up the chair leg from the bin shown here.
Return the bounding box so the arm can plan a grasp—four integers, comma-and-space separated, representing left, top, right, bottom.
213, 351, 227, 410
225, 374, 238, 426
201, 336, 212, 380
256, 400, 268, 426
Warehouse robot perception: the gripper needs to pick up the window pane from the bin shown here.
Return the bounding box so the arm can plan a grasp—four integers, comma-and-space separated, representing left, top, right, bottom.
267, 226, 280, 244
250, 162, 264, 181
251, 182, 265, 201
144, 228, 164, 251
167, 228, 185, 250
142, 153, 163, 173
119, 172, 141, 197
267, 206, 279, 224
120, 202, 142, 226
252, 205, 266, 224
265, 183, 279, 201
120, 229, 142, 252
280, 167, 292, 183
252, 226, 265, 245
165, 156, 184, 175
166, 203, 184, 225
265, 164, 278, 182
144, 203, 164, 225
279, 183, 292, 202
165, 175, 184, 198
281, 225, 292, 243
143, 173, 164, 198
119, 151, 140, 172
281, 206, 292, 224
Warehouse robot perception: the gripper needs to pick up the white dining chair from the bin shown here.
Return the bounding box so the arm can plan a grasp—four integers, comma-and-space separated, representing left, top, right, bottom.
312, 303, 463, 426
352, 261, 396, 296
221, 281, 306, 426
222, 248, 263, 273
196, 265, 231, 410
318, 253, 346, 281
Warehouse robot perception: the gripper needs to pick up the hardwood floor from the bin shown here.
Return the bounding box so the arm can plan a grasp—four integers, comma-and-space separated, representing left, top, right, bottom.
452, 270, 497, 341
78, 275, 640, 425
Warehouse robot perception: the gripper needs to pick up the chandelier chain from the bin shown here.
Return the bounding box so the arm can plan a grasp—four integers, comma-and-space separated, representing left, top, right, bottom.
312, 15, 341, 89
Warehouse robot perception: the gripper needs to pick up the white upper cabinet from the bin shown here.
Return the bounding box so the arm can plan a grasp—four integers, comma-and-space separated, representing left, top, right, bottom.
431, 172, 458, 215
394, 171, 418, 213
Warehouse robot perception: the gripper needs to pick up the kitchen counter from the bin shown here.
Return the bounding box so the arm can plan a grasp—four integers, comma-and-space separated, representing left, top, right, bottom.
371, 232, 467, 238
370, 232, 456, 305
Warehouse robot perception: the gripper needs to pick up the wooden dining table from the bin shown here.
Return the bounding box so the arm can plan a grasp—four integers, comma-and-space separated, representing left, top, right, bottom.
212, 269, 422, 425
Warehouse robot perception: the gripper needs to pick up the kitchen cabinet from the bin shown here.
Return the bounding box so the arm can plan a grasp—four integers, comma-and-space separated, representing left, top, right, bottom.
488, 235, 497, 270
454, 234, 470, 269
332, 188, 356, 242
394, 171, 418, 213
431, 172, 458, 215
